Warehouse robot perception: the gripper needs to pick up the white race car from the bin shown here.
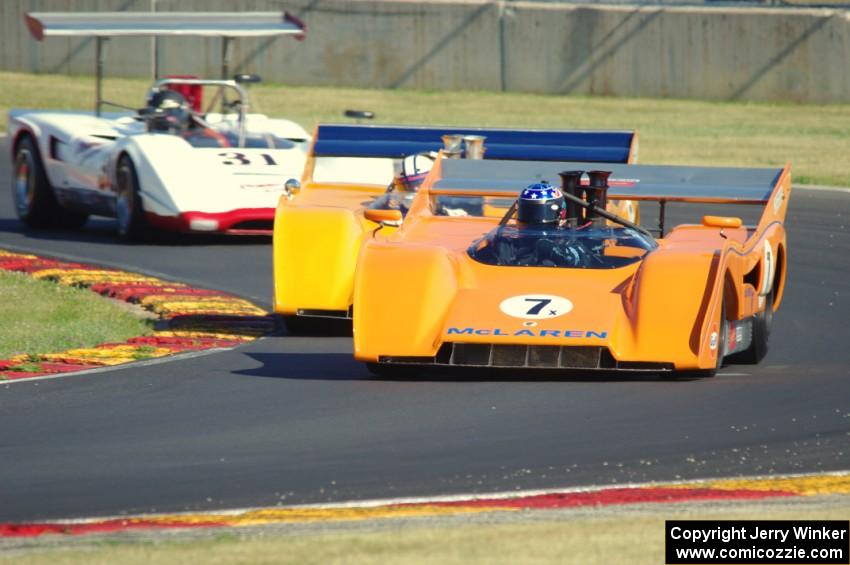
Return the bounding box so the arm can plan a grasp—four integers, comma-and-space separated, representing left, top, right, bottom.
9, 11, 310, 239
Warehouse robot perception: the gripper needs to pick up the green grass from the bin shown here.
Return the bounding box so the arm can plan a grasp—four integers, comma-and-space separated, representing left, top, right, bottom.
2, 71, 849, 186
131, 345, 159, 360
0, 271, 153, 361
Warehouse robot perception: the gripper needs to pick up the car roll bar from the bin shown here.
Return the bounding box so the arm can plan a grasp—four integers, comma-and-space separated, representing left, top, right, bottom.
152, 78, 250, 147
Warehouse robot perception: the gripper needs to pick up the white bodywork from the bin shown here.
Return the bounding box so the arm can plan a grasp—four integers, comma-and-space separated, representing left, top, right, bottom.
9, 107, 310, 232
311, 156, 396, 185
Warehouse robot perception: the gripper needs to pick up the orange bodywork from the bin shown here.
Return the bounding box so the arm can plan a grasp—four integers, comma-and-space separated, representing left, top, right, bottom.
353, 160, 792, 372
273, 126, 640, 321
272, 132, 396, 316
273, 181, 388, 315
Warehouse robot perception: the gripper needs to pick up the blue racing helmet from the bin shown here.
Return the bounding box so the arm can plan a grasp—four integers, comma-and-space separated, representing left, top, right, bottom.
517, 182, 565, 225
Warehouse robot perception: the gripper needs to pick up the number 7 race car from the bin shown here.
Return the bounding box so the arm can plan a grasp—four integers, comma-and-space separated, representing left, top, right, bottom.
272, 124, 640, 333
352, 158, 791, 377
9, 11, 310, 239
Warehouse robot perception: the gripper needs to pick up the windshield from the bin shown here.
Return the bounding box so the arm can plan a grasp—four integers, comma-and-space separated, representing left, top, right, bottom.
431, 195, 514, 218
367, 194, 515, 219
469, 225, 657, 269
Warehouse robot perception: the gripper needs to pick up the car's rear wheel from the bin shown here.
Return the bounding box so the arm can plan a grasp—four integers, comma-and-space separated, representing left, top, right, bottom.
282, 315, 321, 335
728, 290, 773, 364
13, 136, 87, 229
282, 315, 352, 337
115, 155, 149, 241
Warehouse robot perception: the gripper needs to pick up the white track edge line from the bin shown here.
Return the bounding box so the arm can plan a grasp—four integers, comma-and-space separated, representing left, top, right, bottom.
796, 184, 850, 193
0, 345, 245, 385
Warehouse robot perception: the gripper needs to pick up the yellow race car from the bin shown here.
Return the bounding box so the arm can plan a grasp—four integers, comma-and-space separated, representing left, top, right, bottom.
272, 124, 640, 333
353, 158, 791, 377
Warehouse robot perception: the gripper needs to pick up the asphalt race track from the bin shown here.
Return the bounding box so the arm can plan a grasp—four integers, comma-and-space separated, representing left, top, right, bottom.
1, 136, 848, 522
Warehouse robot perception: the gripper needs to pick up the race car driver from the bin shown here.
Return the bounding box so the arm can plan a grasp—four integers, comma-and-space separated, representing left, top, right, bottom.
368, 151, 484, 222
367, 152, 436, 221
507, 181, 570, 265
516, 181, 566, 227
145, 90, 192, 135
144, 89, 229, 147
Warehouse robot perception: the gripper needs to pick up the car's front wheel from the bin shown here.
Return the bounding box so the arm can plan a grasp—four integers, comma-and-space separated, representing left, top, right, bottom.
673, 293, 727, 379
13, 136, 87, 229
365, 362, 423, 379
115, 155, 150, 241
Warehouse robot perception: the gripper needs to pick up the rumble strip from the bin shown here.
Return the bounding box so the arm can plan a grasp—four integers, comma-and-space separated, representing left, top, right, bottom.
0, 249, 274, 381
1, 471, 848, 537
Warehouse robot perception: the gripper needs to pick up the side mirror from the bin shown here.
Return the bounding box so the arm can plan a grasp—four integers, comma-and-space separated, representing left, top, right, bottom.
364, 208, 402, 225
344, 109, 375, 120
702, 215, 742, 229
234, 73, 262, 84
284, 178, 301, 197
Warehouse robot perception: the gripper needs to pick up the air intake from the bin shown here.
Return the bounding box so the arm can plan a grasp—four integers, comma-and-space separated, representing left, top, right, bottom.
378, 344, 674, 372
586, 170, 611, 227
447, 343, 603, 368
558, 170, 584, 227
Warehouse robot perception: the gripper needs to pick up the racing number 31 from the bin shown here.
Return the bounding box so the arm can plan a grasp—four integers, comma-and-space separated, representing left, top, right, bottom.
218, 152, 277, 166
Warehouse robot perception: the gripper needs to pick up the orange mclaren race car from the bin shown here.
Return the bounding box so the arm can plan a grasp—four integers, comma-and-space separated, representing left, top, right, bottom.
272, 124, 639, 333
353, 158, 791, 377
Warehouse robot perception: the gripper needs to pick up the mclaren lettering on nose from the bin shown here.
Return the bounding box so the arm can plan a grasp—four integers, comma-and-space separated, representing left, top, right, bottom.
447, 327, 607, 339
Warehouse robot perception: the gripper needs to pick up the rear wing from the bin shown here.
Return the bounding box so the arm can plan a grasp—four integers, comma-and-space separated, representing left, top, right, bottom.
311, 124, 636, 163
24, 11, 306, 115
426, 159, 792, 234
25, 12, 306, 39
303, 124, 638, 186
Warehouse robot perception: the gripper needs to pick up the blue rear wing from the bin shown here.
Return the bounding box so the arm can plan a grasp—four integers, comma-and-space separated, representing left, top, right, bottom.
312, 124, 636, 163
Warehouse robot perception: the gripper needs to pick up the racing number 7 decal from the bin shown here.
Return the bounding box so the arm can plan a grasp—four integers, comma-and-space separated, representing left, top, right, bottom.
524, 298, 552, 316
500, 294, 574, 320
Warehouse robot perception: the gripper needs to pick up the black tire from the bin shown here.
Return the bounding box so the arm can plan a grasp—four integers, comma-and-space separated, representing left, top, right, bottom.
12, 136, 87, 229
728, 291, 773, 364
282, 315, 321, 335
282, 315, 352, 337
115, 155, 149, 241
365, 362, 423, 379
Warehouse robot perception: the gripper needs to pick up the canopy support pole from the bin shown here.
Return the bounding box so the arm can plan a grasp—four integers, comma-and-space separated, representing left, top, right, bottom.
152, 37, 159, 80
658, 199, 667, 237
151, 0, 159, 80
95, 36, 108, 116
221, 36, 233, 80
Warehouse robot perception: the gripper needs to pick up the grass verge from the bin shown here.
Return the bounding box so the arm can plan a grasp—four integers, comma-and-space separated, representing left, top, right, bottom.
4, 500, 848, 565
0, 270, 153, 362
1, 71, 849, 186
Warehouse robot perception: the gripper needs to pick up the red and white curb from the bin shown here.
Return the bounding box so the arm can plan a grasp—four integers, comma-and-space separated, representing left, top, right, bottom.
2, 470, 848, 537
